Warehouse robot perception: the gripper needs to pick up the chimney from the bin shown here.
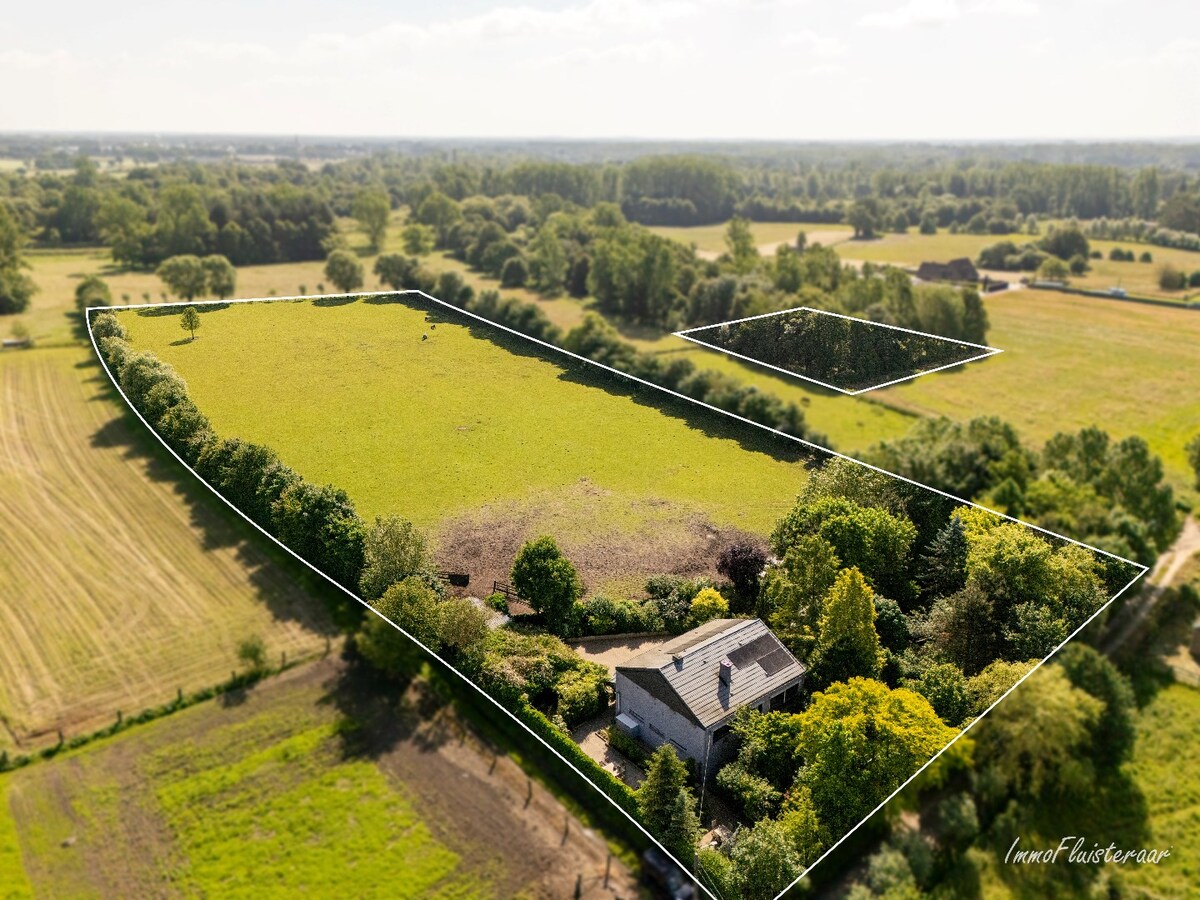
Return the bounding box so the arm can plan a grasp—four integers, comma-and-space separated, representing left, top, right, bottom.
719, 658, 732, 688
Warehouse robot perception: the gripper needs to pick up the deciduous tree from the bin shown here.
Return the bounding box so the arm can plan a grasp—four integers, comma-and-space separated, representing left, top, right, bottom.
157, 255, 208, 300
511, 536, 583, 636
359, 515, 432, 601
352, 188, 391, 252
797, 678, 956, 834
180, 305, 200, 341
324, 249, 364, 293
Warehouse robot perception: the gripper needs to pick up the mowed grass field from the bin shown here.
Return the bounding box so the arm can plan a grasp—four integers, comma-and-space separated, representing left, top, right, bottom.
113, 296, 814, 590
0, 347, 334, 751
832, 228, 1200, 301
873, 290, 1200, 498
649, 221, 853, 256
1, 659, 632, 898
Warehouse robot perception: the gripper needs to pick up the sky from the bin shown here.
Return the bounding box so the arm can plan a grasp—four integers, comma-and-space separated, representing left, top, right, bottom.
1, 0, 1197, 141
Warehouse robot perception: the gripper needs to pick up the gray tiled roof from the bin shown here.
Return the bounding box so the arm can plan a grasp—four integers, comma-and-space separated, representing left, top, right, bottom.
616, 619, 805, 729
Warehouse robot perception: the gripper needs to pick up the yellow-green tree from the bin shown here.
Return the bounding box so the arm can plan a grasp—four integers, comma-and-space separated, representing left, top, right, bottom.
812, 567, 882, 687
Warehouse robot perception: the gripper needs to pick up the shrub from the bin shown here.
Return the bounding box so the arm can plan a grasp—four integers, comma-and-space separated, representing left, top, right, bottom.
499, 255, 529, 288
555, 665, 608, 727
577, 595, 658, 635
75, 275, 112, 314
1139, 250, 1153, 263
717, 540, 768, 602
1158, 263, 1187, 291
236, 634, 268, 672
690, 587, 730, 625
90, 312, 127, 342
485, 592, 510, 614
716, 760, 782, 821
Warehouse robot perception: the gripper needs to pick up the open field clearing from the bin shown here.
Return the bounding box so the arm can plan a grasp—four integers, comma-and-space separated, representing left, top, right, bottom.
2, 658, 636, 898
0, 347, 334, 750
872, 290, 1200, 499
627, 330, 919, 451
833, 229, 1200, 301
114, 296, 813, 588
18, 214, 585, 347
649, 221, 853, 257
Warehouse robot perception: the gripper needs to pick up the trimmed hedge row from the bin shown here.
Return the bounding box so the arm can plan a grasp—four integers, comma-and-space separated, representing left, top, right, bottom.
514, 699, 641, 820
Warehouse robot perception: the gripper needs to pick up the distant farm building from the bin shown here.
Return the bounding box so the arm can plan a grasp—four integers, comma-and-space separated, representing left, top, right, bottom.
613, 618, 805, 769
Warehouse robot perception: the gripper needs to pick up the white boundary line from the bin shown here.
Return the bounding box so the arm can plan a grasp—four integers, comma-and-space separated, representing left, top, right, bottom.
87, 290, 1148, 900
673, 305, 1004, 395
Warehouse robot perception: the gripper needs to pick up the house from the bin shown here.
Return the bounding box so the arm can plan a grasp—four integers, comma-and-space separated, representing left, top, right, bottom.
916, 258, 979, 284
613, 618, 805, 771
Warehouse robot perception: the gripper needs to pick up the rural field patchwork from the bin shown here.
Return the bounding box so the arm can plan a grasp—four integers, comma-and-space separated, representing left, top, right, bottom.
1, 659, 631, 898
0, 347, 335, 751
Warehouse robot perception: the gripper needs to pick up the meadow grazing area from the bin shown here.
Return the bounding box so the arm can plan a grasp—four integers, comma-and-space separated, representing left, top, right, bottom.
649, 221, 854, 257
876, 290, 1200, 500
832, 229, 1200, 301
0, 657, 637, 898
112, 295, 814, 595
0, 347, 335, 753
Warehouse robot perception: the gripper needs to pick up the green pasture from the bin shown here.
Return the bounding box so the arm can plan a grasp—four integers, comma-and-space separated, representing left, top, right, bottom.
874, 289, 1200, 500
2, 673, 487, 898
648, 221, 852, 255
0, 778, 32, 900
114, 296, 812, 535
832, 228, 1200, 301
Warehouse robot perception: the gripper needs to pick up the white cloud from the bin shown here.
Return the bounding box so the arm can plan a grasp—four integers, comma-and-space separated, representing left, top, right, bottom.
859, 0, 1036, 29
782, 30, 848, 58
532, 38, 692, 67
970, 0, 1039, 16
0, 48, 78, 70
859, 0, 961, 29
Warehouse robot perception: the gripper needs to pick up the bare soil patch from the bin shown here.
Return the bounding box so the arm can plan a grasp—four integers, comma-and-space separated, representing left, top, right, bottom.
435, 482, 760, 599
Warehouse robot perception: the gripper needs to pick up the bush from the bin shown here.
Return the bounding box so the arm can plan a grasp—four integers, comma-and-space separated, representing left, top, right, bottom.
555, 665, 608, 727
690, 587, 729, 625
1158, 263, 1187, 291
717, 541, 768, 602
236, 634, 268, 672
515, 699, 639, 817
1140, 251, 1153, 263
75, 275, 112, 314
485, 592, 509, 614
511, 536, 584, 637
576, 595, 659, 636
606, 724, 651, 766
499, 255, 529, 288
716, 760, 782, 821
90, 312, 127, 342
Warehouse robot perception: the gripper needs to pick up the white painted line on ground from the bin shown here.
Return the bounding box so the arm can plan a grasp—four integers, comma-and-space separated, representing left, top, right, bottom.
673, 304, 1003, 395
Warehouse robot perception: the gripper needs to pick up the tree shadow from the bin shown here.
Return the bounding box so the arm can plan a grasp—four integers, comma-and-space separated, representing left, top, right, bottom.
135, 302, 231, 317
312, 295, 359, 307
320, 642, 454, 762
84, 358, 343, 640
